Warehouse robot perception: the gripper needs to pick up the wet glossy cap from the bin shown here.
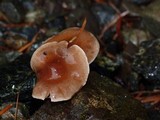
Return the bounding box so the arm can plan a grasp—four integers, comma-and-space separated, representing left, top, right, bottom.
30, 41, 89, 102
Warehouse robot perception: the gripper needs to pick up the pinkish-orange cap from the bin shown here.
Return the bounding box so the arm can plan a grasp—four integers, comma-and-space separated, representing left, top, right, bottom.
30, 41, 89, 102
45, 21, 99, 64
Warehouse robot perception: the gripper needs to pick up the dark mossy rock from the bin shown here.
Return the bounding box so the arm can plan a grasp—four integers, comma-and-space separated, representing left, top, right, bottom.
132, 38, 160, 89
0, 1, 24, 23
0, 54, 34, 104
31, 72, 148, 120
0, 54, 44, 115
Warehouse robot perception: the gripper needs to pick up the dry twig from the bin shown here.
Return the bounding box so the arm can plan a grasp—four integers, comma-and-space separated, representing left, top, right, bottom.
98, 10, 129, 40
15, 92, 20, 120
18, 30, 41, 53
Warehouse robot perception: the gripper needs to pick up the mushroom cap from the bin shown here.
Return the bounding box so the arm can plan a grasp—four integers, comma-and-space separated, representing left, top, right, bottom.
45, 27, 100, 64
30, 41, 89, 102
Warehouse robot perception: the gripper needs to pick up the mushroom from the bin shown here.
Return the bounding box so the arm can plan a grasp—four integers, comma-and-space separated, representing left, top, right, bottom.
30, 41, 89, 102
45, 20, 100, 64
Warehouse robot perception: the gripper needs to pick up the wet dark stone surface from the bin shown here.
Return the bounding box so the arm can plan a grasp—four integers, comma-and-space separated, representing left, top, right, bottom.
0, 54, 34, 104
31, 72, 148, 120
0, 54, 45, 116
132, 38, 160, 89
147, 109, 160, 120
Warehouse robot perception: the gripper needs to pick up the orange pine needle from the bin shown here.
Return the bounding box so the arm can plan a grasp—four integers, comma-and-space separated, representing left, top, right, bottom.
78, 18, 87, 36
18, 32, 39, 53
0, 104, 13, 116
1, 22, 33, 28
141, 95, 160, 105
68, 18, 87, 45
132, 90, 160, 105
